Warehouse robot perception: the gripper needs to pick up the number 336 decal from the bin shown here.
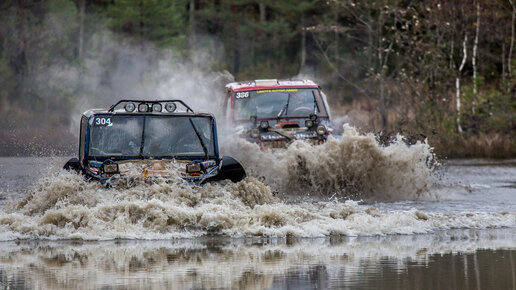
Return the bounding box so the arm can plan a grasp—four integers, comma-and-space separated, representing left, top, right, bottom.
94, 117, 113, 126
235, 92, 249, 99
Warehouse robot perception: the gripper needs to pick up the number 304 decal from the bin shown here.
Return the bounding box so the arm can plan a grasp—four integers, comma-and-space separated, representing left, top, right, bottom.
235, 92, 249, 99
94, 117, 112, 126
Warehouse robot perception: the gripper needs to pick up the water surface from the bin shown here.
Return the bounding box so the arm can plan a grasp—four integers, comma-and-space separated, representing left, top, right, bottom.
0, 138, 515, 289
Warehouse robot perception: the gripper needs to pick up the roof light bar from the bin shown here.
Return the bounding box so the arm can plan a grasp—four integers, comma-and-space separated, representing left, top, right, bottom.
108, 100, 194, 113
124, 102, 136, 112
152, 103, 162, 112
165, 103, 176, 112
138, 103, 149, 112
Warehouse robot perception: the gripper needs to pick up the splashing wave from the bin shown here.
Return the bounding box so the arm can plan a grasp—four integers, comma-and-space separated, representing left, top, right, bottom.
0, 126, 514, 240
222, 125, 436, 201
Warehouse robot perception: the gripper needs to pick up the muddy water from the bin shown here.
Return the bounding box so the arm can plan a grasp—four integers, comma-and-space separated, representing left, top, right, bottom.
0, 131, 515, 288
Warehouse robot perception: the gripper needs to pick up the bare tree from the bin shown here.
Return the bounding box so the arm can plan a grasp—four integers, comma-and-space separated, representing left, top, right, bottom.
472, 1, 479, 95
456, 34, 467, 133
508, 0, 515, 79
472, 1, 480, 113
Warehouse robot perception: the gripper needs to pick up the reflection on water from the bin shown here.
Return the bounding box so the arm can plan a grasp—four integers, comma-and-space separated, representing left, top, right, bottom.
0, 229, 515, 289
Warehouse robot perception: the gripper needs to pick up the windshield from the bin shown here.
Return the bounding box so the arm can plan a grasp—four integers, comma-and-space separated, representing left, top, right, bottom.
88, 115, 214, 158
233, 88, 327, 121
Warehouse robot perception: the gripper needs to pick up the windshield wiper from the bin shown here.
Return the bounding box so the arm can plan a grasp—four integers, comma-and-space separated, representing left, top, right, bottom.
277, 93, 291, 119
313, 95, 318, 114
139, 116, 147, 158
189, 118, 209, 160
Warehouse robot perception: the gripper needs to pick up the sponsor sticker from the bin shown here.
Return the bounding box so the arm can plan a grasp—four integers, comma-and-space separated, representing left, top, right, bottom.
256, 89, 298, 94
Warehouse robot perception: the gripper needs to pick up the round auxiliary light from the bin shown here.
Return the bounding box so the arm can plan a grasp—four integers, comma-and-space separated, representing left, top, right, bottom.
165, 102, 176, 112
250, 128, 260, 138
259, 120, 269, 129
138, 103, 149, 112
316, 125, 327, 135
152, 103, 162, 112
305, 120, 314, 128
124, 102, 136, 112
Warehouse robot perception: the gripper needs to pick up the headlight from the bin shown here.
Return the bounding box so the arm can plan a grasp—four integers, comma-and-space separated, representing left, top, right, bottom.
102, 163, 119, 174
152, 103, 162, 112
260, 120, 269, 129
250, 128, 260, 138
165, 103, 176, 112
124, 102, 136, 112
186, 162, 203, 173
305, 120, 314, 128
138, 103, 149, 112
316, 125, 327, 135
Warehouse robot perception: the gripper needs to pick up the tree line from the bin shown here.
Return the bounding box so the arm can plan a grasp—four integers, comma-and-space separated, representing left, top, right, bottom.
0, 0, 515, 157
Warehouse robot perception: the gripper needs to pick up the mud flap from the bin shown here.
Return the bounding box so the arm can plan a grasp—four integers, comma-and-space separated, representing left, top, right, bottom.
203, 156, 246, 183
63, 158, 82, 174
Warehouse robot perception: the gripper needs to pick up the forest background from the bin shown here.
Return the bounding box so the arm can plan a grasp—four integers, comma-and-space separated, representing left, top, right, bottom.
0, 0, 515, 157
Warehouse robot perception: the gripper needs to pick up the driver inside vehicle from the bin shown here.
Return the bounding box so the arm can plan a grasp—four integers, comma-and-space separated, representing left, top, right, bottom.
175, 131, 204, 153
288, 92, 315, 116
170, 121, 206, 154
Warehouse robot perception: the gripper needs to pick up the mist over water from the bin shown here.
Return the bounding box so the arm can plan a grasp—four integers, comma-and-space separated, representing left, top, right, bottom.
68, 39, 234, 130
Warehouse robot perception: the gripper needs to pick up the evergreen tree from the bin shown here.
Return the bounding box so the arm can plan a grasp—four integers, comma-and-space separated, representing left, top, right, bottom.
108, 0, 187, 48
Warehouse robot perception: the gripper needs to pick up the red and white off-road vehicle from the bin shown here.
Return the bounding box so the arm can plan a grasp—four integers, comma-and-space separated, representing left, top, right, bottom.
223, 79, 334, 148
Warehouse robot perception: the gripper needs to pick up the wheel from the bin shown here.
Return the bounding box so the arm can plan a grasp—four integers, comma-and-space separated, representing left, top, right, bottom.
63, 158, 82, 173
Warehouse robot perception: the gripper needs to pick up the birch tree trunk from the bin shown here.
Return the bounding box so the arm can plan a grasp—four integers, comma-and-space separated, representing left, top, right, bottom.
472, 1, 480, 114
508, 0, 515, 79
456, 34, 467, 134
472, 1, 479, 95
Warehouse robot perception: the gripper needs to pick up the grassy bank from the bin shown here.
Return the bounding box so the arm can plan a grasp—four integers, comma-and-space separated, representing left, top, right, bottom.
430, 134, 516, 159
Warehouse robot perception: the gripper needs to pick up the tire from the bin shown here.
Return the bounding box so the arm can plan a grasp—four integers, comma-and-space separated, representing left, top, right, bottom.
63, 158, 82, 173
204, 156, 246, 183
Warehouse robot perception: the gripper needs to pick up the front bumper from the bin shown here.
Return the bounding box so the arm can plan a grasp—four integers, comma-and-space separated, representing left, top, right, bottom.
84, 163, 220, 186
245, 130, 327, 148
